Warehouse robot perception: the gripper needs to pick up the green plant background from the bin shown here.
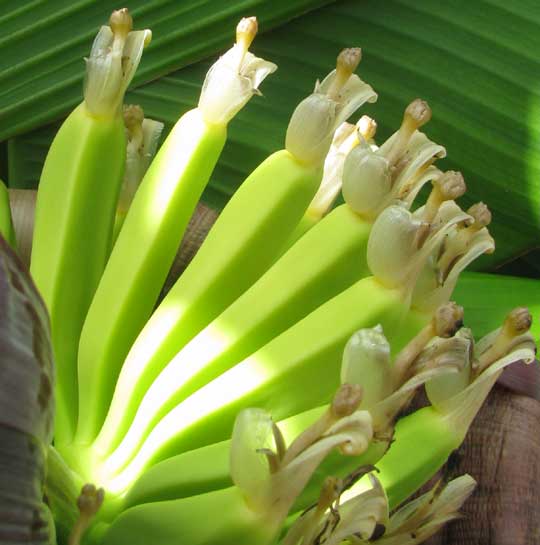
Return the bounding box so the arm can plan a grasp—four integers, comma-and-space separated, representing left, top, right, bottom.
1, 0, 539, 273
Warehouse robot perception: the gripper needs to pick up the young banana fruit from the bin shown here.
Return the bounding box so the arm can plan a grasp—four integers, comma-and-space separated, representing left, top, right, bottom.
94, 113, 448, 466
74, 17, 277, 447
93, 47, 378, 459
0, 179, 16, 248
30, 9, 151, 446
120, 305, 466, 512
93, 314, 480, 545
96, 187, 493, 493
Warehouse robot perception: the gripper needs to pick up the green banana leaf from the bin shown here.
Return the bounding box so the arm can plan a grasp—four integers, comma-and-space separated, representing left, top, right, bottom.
456, 272, 540, 339
0, 0, 331, 140
4, 0, 540, 269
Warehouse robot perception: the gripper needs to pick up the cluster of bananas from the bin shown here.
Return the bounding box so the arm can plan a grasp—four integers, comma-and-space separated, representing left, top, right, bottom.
0, 8, 536, 545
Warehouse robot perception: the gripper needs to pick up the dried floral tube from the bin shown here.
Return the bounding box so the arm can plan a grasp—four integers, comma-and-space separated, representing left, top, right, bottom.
344, 306, 469, 434
286, 48, 377, 165
281, 470, 476, 545
30, 9, 150, 446
92, 46, 376, 463
68, 484, 105, 545
281, 473, 389, 545
411, 202, 495, 312
371, 474, 476, 545
326, 473, 474, 545
73, 17, 276, 449
367, 177, 494, 319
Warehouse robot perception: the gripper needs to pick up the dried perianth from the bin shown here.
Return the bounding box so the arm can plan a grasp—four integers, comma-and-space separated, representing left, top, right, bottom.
392, 302, 464, 386
474, 307, 532, 375
68, 484, 105, 545
384, 98, 432, 166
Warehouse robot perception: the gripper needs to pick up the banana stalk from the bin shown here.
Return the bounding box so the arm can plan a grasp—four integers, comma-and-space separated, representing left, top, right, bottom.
30, 9, 151, 446
74, 17, 277, 448
93, 47, 378, 461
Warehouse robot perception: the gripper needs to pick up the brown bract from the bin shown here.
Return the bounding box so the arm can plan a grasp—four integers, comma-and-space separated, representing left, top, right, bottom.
0, 236, 55, 544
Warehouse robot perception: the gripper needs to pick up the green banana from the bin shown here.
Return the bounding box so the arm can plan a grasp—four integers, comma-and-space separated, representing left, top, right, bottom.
99, 487, 273, 545
92, 275, 405, 490
120, 303, 467, 515
96, 205, 372, 464
0, 179, 16, 248
73, 17, 277, 448
98, 328, 477, 545
97, 188, 493, 492
30, 9, 150, 446
98, 384, 376, 545
96, 167, 447, 474
93, 47, 378, 460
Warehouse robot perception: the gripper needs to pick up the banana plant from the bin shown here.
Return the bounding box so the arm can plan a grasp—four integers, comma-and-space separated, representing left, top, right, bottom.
0, 3, 539, 545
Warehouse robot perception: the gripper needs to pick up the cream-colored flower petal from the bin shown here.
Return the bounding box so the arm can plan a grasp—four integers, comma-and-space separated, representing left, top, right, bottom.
84, 15, 151, 117
198, 19, 276, 125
